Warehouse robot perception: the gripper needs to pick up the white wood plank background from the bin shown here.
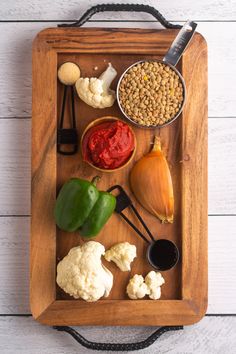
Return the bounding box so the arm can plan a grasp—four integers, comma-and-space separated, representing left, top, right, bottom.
0, 317, 236, 354
0, 0, 236, 352
1, 21, 236, 118
1, 0, 236, 20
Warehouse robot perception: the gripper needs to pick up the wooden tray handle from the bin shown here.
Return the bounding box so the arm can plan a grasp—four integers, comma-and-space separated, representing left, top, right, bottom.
58, 3, 182, 29
53, 325, 183, 351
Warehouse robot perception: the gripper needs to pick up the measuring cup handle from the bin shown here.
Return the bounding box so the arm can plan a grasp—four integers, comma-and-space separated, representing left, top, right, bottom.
53, 325, 183, 351
58, 4, 182, 29
163, 20, 198, 67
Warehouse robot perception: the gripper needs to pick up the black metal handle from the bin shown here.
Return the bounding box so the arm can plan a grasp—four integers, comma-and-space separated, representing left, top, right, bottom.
53, 325, 183, 351
58, 3, 181, 29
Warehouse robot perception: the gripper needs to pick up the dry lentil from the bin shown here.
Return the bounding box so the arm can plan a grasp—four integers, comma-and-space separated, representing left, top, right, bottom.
118, 61, 184, 127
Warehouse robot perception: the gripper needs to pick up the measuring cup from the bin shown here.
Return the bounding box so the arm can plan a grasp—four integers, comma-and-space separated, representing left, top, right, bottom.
117, 20, 197, 129
107, 185, 179, 271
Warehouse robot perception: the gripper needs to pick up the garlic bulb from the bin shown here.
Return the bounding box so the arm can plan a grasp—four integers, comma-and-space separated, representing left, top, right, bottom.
130, 136, 174, 223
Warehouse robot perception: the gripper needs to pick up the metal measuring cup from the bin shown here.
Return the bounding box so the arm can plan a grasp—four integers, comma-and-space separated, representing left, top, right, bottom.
107, 185, 179, 271
117, 20, 197, 129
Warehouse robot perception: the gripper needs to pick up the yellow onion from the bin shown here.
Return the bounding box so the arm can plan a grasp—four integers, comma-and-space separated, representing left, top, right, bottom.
130, 136, 174, 223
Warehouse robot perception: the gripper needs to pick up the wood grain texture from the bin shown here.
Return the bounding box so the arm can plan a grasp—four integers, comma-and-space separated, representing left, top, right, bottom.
31, 36, 57, 320
0, 316, 236, 354
0, 22, 236, 117
56, 54, 183, 304
181, 31, 208, 310
1, 216, 235, 314
31, 27, 207, 326
1, 0, 236, 20
0, 118, 235, 216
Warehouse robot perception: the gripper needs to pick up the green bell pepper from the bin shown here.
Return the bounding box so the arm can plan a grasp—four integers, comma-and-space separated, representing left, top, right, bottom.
54, 176, 116, 237
80, 191, 116, 238
54, 177, 99, 232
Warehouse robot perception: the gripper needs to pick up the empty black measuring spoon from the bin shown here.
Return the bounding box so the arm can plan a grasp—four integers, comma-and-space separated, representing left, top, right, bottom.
107, 185, 179, 271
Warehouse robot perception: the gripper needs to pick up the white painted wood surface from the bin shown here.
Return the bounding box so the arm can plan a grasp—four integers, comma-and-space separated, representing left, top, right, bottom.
1, 22, 236, 117
1, 0, 236, 20
0, 0, 236, 352
0, 119, 30, 215
0, 316, 236, 354
0, 217, 30, 314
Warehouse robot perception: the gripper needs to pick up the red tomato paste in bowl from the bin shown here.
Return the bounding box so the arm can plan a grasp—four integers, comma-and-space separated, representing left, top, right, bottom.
82, 120, 135, 170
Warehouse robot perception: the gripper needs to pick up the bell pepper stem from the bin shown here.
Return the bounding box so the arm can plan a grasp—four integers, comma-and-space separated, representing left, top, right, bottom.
91, 176, 101, 186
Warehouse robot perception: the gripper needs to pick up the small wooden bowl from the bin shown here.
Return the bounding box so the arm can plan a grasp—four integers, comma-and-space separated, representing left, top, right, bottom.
81, 116, 137, 173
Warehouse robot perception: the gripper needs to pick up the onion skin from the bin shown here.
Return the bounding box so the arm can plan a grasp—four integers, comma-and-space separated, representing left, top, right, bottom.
130, 136, 174, 223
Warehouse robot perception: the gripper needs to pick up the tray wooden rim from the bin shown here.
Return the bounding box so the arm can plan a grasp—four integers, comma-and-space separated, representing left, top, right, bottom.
31, 27, 208, 326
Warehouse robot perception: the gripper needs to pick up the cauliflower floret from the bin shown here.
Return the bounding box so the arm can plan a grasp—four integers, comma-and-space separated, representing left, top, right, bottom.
56, 241, 113, 302
104, 242, 137, 271
126, 274, 149, 299
127, 271, 165, 300
145, 271, 165, 300
75, 63, 117, 108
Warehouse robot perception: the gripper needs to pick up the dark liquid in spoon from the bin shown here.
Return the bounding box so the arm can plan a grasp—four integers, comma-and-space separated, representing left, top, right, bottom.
148, 239, 179, 271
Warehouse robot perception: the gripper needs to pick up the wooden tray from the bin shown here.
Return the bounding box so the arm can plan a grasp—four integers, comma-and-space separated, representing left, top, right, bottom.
31, 27, 208, 326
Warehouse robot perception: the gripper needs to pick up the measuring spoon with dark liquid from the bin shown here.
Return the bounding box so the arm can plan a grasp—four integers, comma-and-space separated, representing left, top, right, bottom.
107, 185, 179, 271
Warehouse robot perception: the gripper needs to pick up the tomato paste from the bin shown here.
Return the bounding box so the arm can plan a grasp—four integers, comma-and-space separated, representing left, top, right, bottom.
82, 120, 135, 169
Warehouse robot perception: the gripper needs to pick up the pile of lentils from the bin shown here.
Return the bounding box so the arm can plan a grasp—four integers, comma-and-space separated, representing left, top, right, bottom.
118, 61, 184, 127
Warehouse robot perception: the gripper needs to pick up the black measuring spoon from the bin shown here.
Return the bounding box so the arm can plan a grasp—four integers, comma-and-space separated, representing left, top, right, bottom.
107, 185, 179, 271
57, 63, 80, 155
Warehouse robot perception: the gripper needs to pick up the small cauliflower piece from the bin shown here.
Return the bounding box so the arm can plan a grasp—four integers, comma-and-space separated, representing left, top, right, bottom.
58, 62, 81, 85
127, 271, 165, 300
104, 242, 137, 271
56, 241, 113, 302
75, 63, 117, 108
126, 274, 149, 300
145, 271, 165, 300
